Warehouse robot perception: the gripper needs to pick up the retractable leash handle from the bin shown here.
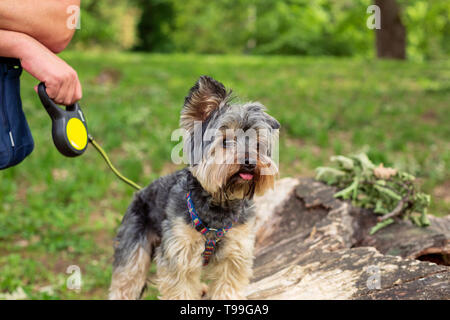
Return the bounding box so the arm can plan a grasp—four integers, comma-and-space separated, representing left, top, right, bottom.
37, 82, 88, 157
37, 82, 142, 190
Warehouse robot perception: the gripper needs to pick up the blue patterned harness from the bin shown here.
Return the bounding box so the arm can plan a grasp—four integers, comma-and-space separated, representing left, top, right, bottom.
186, 192, 233, 266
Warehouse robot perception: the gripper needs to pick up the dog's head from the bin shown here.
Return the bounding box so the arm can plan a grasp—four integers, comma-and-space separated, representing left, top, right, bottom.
181, 76, 280, 202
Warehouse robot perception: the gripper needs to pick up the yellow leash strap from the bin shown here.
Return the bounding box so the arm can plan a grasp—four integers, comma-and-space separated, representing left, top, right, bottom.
88, 134, 142, 191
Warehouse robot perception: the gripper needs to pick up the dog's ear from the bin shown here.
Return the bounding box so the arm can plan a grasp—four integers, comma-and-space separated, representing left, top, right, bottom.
264, 112, 280, 130
266, 114, 280, 130
180, 76, 229, 130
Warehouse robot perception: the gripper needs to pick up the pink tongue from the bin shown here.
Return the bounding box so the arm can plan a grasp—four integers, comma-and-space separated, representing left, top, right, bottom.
239, 173, 253, 180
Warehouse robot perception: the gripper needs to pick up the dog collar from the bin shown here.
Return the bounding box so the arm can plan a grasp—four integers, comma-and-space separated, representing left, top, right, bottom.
186, 192, 232, 266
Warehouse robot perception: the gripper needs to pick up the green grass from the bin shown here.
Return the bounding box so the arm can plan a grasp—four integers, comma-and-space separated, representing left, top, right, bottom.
0, 51, 449, 299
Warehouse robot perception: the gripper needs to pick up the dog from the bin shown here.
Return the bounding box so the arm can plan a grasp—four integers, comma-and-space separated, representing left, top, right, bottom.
109, 76, 280, 300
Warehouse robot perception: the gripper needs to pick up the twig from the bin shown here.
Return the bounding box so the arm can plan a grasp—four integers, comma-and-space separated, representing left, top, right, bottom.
378, 197, 407, 222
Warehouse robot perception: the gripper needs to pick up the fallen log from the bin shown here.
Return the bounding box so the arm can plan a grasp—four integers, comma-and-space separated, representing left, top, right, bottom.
247, 178, 450, 300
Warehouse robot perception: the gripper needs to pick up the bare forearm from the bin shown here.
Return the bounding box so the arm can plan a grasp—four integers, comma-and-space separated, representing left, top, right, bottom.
0, 1, 83, 105
0, 0, 80, 53
0, 29, 82, 105
0, 29, 32, 59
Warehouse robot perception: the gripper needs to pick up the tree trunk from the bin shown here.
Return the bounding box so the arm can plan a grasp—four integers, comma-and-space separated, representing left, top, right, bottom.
375, 0, 406, 59
248, 178, 450, 299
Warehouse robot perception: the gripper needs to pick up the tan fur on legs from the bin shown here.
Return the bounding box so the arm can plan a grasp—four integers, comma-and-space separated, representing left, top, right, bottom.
109, 245, 150, 300
155, 217, 205, 300
205, 218, 256, 300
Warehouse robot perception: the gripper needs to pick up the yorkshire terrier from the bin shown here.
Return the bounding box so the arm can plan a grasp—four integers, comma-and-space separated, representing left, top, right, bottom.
109, 76, 280, 300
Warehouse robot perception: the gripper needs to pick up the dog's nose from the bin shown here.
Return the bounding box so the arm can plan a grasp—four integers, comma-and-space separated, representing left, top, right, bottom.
243, 152, 256, 170
244, 162, 256, 170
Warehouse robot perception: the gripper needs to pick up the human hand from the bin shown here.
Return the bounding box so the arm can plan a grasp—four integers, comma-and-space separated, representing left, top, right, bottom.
18, 33, 82, 106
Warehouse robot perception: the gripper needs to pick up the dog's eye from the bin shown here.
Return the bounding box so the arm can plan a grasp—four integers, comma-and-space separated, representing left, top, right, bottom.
223, 139, 235, 148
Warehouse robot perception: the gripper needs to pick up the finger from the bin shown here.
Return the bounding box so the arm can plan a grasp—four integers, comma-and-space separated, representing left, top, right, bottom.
64, 74, 76, 106
74, 76, 82, 102
45, 78, 62, 101
54, 75, 71, 105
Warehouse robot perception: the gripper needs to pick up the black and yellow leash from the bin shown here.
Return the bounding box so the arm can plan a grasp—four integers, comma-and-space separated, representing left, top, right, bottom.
37, 82, 142, 191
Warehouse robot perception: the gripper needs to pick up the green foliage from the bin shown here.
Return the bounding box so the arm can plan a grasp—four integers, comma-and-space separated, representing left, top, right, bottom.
134, 0, 175, 52
251, 0, 373, 56
167, 0, 374, 56
171, 0, 251, 54
316, 153, 432, 234
70, 0, 139, 50
121, 0, 448, 59
400, 0, 450, 61
69, 0, 449, 60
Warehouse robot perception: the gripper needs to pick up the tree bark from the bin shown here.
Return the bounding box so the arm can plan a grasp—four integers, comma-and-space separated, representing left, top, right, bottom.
248, 178, 449, 299
375, 0, 406, 59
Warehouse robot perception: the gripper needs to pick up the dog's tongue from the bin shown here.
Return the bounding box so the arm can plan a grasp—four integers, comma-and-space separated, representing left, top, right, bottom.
239, 173, 254, 180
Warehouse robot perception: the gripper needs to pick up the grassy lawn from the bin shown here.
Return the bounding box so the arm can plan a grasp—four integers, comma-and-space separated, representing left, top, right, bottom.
0, 51, 448, 299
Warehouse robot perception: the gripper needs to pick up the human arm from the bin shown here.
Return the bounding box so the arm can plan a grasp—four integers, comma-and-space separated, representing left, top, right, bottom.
0, 0, 80, 53
0, 29, 82, 105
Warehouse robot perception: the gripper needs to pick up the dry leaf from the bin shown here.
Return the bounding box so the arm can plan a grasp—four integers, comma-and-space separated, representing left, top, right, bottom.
374, 163, 397, 180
